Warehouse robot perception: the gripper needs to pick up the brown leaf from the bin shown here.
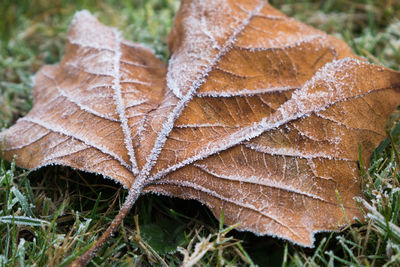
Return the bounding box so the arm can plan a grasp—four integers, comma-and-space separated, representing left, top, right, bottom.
1, 0, 400, 257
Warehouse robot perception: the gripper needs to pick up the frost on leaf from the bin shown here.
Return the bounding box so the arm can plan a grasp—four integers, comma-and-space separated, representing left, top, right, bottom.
1, 0, 400, 248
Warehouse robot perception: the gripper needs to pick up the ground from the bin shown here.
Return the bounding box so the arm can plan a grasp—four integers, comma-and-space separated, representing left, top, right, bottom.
1, 0, 400, 266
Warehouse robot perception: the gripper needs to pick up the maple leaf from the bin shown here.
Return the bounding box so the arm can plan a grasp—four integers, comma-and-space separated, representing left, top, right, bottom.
1, 0, 400, 265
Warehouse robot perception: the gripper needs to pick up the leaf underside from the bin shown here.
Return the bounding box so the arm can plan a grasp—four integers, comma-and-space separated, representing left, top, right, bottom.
2, 0, 400, 247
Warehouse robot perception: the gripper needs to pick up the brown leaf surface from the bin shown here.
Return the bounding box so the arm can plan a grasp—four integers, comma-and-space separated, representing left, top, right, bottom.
2, 0, 400, 247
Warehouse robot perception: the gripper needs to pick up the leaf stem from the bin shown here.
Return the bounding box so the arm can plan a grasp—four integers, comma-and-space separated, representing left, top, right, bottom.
69, 187, 141, 267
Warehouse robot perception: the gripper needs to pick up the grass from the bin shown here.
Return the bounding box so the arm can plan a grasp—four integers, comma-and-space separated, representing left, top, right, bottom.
1, 0, 400, 266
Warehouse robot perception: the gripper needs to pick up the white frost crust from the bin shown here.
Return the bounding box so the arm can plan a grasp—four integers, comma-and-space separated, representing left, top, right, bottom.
277, 57, 378, 120
144, 190, 358, 248
41, 71, 118, 122
149, 58, 380, 181
140, 1, 266, 182
152, 179, 301, 238
253, 14, 285, 21
85, 83, 112, 91
235, 33, 324, 51
124, 99, 148, 109
20, 117, 131, 170
149, 117, 282, 181
43, 138, 89, 162
244, 142, 352, 161
69, 10, 116, 51
167, 0, 229, 99
30, 161, 130, 189
110, 29, 140, 176
315, 108, 385, 136
1, 9, 371, 249
120, 79, 152, 86
167, 0, 265, 98
0, 121, 50, 151
66, 61, 114, 77
193, 163, 328, 202
175, 123, 236, 129
122, 40, 156, 55
196, 86, 297, 97
120, 59, 148, 68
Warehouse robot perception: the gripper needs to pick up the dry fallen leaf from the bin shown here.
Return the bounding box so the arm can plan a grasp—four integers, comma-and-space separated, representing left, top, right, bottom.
1, 0, 400, 264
